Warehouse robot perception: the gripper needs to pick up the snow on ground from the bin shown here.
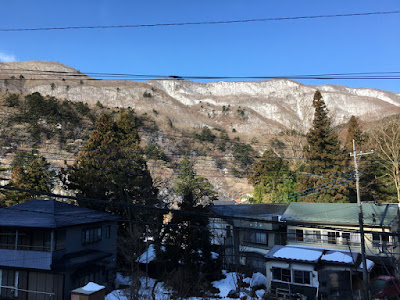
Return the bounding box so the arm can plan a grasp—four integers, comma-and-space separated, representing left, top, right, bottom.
108, 271, 266, 300
212, 271, 239, 298
137, 244, 157, 263
115, 273, 131, 286
107, 276, 172, 300
211, 251, 219, 259
243, 272, 267, 288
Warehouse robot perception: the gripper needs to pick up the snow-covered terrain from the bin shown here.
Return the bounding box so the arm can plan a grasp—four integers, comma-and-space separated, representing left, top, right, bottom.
107, 271, 267, 300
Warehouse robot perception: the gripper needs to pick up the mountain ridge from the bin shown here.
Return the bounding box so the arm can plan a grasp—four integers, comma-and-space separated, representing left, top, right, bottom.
1, 61, 400, 137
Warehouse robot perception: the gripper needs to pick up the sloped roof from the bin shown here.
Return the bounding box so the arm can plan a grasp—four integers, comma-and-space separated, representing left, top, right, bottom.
209, 203, 288, 218
266, 245, 362, 267
0, 199, 119, 228
282, 203, 398, 226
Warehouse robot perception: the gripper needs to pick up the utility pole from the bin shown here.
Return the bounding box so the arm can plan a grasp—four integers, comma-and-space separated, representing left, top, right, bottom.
145, 224, 149, 288
350, 139, 373, 300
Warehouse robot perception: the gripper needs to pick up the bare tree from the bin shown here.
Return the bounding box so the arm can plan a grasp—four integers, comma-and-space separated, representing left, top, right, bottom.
369, 119, 400, 203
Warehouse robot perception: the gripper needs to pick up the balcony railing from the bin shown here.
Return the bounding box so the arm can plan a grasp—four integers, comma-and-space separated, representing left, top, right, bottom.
0, 243, 51, 252
0, 248, 52, 270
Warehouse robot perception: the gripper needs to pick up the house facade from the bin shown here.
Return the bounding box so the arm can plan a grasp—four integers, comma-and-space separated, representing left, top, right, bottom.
0, 199, 119, 300
209, 203, 288, 274
265, 245, 374, 300
281, 202, 399, 274
258, 202, 399, 299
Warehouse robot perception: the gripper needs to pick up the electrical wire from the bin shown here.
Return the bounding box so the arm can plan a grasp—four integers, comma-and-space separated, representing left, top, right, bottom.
0, 11, 399, 32
2, 68, 400, 81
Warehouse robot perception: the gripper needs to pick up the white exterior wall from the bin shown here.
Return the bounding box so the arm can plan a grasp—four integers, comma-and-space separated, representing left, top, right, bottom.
287, 225, 395, 256
266, 261, 319, 292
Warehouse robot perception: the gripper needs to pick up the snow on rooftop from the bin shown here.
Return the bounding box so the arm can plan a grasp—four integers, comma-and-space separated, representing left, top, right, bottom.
137, 244, 156, 263
273, 247, 322, 261
321, 252, 354, 264
82, 282, 105, 292
359, 259, 375, 271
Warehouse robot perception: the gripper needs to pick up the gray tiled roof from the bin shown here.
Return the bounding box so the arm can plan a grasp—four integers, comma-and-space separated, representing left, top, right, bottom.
282, 202, 398, 226
0, 199, 119, 228
209, 203, 288, 218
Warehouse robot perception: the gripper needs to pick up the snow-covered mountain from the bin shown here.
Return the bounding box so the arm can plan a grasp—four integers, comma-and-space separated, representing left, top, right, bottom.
148, 79, 400, 133
1, 61, 400, 135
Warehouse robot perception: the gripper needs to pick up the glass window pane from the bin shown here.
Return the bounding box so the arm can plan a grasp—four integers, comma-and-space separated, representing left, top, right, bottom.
288, 229, 296, 242
272, 268, 281, 280
328, 232, 337, 244
314, 231, 321, 243
296, 230, 304, 242
282, 269, 291, 282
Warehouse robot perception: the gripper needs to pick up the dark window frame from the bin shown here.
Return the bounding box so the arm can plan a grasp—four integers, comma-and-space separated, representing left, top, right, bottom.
81, 226, 102, 245
272, 267, 291, 282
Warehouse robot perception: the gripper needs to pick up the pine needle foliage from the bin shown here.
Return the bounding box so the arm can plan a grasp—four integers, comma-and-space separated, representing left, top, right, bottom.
61, 111, 158, 212
298, 91, 350, 202
3, 150, 55, 206
248, 149, 296, 203
156, 157, 221, 296
345, 115, 364, 153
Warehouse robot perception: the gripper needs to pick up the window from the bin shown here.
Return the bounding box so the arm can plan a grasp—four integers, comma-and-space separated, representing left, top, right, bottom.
294, 270, 311, 284
0, 270, 19, 298
304, 230, 313, 243
342, 232, 350, 242
82, 227, 102, 244
350, 232, 361, 246
244, 231, 267, 245
314, 231, 322, 243
17, 229, 51, 251
105, 225, 111, 239
255, 232, 267, 244
272, 267, 291, 282
288, 229, 296, 242
0, 228, 15, 250
272, 268, 312, 286
328, 232, 339, 244
304, 230, 322, 244
295, 229, 304, 242
372, 233, 390, 248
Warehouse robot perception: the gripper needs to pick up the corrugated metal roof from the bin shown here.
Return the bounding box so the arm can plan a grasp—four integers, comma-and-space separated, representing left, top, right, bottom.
281, 202, 398, 226
0, 199, 119, 228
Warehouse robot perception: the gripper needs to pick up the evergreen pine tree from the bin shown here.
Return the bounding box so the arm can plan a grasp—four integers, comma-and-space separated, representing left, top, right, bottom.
156, 157, 220, 296
62, 111, 161, 287
62, 111, 158, 211
248, 149, 296, 203
345, 115, 364, 153
4, 152, 55, 206
298, 91, 349, 202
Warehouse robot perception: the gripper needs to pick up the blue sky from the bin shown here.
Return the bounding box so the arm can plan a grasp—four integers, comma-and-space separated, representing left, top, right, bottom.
1, 0, 399, 92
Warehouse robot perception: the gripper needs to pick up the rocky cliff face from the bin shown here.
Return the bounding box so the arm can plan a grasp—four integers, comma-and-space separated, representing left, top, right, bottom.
148, 79, 400, 132
1, 61, 400, 136
1, 61, 400, 200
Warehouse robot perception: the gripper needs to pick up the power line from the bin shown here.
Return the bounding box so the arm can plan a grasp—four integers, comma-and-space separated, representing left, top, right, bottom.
0, 184, 396, 236
2, 69, 400, 80
0, 11, 399, 32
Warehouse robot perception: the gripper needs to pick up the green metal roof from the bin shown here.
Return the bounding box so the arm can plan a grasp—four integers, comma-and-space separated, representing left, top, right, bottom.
281, 203, 398, 226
